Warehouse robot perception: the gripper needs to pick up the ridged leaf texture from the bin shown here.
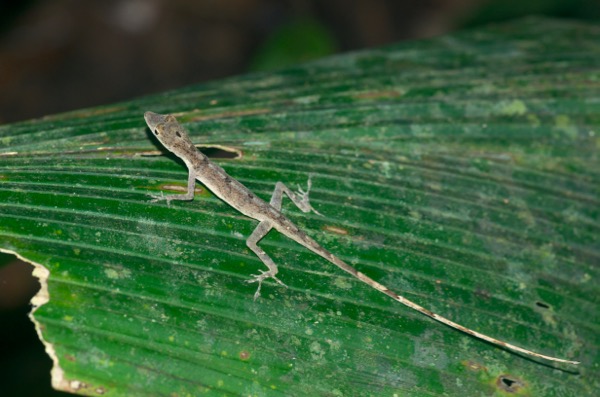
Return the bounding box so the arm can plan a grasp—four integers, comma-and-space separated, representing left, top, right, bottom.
0, 17, 598, 397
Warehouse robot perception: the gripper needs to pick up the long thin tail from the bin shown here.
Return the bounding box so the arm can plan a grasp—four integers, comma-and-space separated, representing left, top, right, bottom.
306, 240, 579, 365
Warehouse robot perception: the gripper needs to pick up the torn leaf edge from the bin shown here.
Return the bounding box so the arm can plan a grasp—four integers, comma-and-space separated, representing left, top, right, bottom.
0, 248, 71, 392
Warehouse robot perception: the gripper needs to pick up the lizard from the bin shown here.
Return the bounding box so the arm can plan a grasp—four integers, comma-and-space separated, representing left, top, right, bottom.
144, 111, 579, 365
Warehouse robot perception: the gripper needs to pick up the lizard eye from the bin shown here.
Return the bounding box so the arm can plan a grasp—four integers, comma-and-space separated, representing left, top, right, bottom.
175, 131, 181, 138
153, 130, 159, 136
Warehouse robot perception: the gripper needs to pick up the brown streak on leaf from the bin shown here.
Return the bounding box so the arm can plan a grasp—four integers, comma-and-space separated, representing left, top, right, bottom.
154, 184, 204, 194
185, 108, 271, 121
323, 225, 349, 235
462, 360, 488, 372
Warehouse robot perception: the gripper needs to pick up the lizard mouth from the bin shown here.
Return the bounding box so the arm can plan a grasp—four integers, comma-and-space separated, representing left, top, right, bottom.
144, 111, 164, 130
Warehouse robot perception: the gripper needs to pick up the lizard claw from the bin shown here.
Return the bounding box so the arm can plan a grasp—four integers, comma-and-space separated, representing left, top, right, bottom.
245, 270, 288, 300
297, 173, 323, 216
149, 192, 172, 207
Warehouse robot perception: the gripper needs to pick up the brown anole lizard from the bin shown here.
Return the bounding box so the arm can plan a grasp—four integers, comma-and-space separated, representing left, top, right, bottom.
144, 111, 579, 365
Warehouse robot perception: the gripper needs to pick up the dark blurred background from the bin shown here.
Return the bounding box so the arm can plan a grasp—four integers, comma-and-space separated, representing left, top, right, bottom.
1, 1, 598, 395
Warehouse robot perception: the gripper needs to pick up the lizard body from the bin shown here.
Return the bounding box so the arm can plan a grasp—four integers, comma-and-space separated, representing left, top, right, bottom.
144, 111, 578, 365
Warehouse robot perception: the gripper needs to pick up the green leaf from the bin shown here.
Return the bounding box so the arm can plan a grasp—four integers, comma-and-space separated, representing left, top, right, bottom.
1, 17, 598, 396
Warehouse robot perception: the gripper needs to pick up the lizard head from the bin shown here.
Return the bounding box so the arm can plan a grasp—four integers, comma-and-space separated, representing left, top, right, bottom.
144, 112, 196, 156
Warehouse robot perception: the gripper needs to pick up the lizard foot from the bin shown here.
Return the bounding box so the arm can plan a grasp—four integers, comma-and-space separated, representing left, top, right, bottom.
150, 192, 169, 204
149, 192, 180, 206
297, 173, 323, 216
245, 270, 288, 300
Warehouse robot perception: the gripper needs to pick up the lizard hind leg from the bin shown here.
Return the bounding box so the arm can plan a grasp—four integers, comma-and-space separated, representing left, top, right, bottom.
245, 174, 321, 300
270, 173, 322, 215
245, 221, 288, 300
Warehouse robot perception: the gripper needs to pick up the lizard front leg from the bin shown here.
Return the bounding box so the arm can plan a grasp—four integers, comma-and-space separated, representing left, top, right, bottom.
150, 168, 197, 206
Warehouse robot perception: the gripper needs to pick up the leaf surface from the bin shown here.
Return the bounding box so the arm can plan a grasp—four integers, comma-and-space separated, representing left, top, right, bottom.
0, 17, 598, 397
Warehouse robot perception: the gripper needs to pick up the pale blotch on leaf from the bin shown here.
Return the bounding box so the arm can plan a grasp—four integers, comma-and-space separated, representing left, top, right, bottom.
104, 267, 132, 280
333, 276, 352, 290
496, 99, 528, 116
